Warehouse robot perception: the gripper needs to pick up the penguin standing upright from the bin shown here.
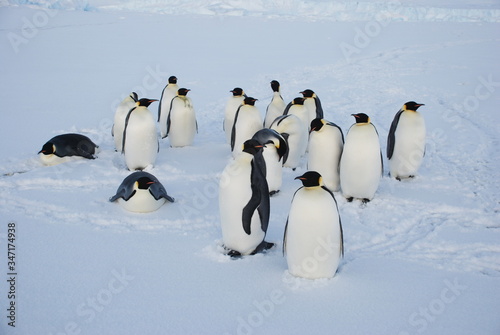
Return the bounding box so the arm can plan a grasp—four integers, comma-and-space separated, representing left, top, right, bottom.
252, 128, 288, 195
283, 171, 343, 279
109, 171, 174, 213
263, 80, 286, 128
230, 97, 263, 158
158, 76, 179, 138
283, 97, 309, 135
308, 118, 344, 191
112, 92, 138, 152
122, 98, 159, 171
270, 114, 308, 170
223, 88, 246, 144
301, 89, 324, 127
339, 113, 382, 203
219, 139, 274, 257
165, 88, 197, 147
387, 101, 426, 180
38, 133, 99, 166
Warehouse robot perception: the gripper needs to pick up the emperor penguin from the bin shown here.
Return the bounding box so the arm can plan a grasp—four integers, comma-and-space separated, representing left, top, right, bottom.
109, 171, 174, 213
38, 133, 99, 166
283, 171, 344, 279
387, 101, 426, 180
270, 114, 308, 170
165, 88, 197, 147
339, 113, 382, 203
122, 98, 159, 171
263, 80, 286, 128
230, 97, 263, 158
252, 128, 289, 196
219, 139, 273, 258
158, 76, 179, 138
223, 87, 246, 144
112, 92, 138, 152
308, 118, 344, 192
283, 97, 309, 135
301, 89, 324, 127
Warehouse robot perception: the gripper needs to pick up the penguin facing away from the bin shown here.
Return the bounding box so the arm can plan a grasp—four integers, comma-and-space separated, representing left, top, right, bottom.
219, 139, 273, 258
252, 128, 289, 196
339, 113, 382, 203
112, 92, 138, 152
301, 89, 324, 127
308, 118, 344, 192
38, 133, 99, 166
122, 98, 159, 171
387, 101, 426, 180
158, 76, 179, 138
109, 171, 174, 213
270, 114, 308, 170
283, 97, 309, 135
283, 171, 344, 279
224, 87, 246, 144
165, 88, 198, 147
230, 97, 263, 158
263, 80, 286, 128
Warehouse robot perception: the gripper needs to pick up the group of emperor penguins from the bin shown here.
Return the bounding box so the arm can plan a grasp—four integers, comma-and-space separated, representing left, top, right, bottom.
37, 76, 426, 280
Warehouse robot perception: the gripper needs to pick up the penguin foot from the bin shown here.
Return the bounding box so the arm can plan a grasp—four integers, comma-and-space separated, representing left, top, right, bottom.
251, 241, 275, 255
396, 176, 402, 181
269, 190, 280, 196
346, 197, 354, 202
361, 198, 371, 204
408, 175, 415, 179
227, 250, 243, 259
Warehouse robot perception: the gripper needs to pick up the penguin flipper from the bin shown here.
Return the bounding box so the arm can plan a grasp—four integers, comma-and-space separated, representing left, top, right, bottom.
282, 218, 289, 256
254, 154, 270, 233
387, 110, 403, 159
314, 96, 324, 119
122, 107, 137, 154
158, 86, 166, 122
321, 185, 344, 258
283, 101, 293, 115
230, 106, 242, 152
149, 183, 175, 202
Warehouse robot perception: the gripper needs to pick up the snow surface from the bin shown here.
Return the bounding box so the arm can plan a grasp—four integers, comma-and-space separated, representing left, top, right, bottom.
0, 1, 499, 334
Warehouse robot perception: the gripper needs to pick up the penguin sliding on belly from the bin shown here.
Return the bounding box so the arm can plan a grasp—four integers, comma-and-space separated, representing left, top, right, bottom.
38, 133, 99, 166
387, 101, 426, 180
339, 113, 382, 203
112, 92, 138, 152
109, 171, 174, 213
283, 171, 343, 279
219, 139, 274, 258
122, 98, 159, 171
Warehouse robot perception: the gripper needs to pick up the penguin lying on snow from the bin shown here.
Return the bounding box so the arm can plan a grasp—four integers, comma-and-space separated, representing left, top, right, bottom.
109, 171, 174, 213
283, 171, 343, 279
38, 133, 99, 166
219, 139, 274, 258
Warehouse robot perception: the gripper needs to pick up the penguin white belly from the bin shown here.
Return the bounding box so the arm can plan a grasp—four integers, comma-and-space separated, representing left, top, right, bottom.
264, 98, 286, 128
118, 189, 166, 213
270, 116, 307, 169
304, 99, 317, 128
390, 112, 426, 178
286, 189, 342, 279
308, 128, 343, 192
340, 125, 381, 200
224, 97, 244, 144
262, 145, 282, 193
159, 86, 178, 138
113, 100, 136, 152
39, 153, 78, 166
232, 111, 262, 157
124, 112, 158, 171
219, 156, 265, 255
288, 107, 309, 134
168, 100, 197, 147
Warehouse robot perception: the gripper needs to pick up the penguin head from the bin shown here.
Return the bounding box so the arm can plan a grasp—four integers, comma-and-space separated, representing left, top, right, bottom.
230, 87, 244, 97
129, 92, 138, 102
352, 113, 370, 124
270, 80, 280, 92
38, 142, 55, 155
295, 171, 323, 188
292, 97, 305, 105
309, 118, 325, 133
137, 98, 158, 107
242, 139, 264, 155
300, 89, 316, 98
403, 101, 425, 111
136, 176, 156, 190
243, 97, 258, 106
177, 88, 190, 96
168, 76, 177, 84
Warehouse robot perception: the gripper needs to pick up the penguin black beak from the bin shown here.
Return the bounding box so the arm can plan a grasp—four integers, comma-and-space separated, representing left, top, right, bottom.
294, 176, 306, 180
351, 114, 359, 118
309, 127, 316, 134
146, 181, 156, 185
